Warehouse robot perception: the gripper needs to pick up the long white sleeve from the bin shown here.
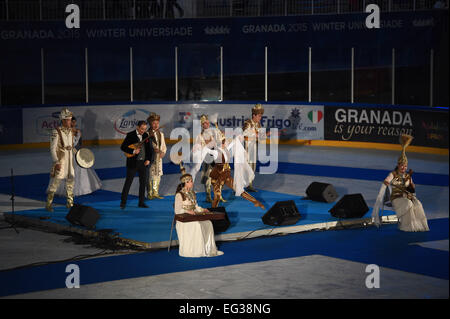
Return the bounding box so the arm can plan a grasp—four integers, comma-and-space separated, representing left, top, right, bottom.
174, 193, 186, 215
50, 129, 60, 163
372, 183, 387, 227
160, 132, 167, 154
384, 172, 394, 184
257, 127, 267, 143
188, 145, 218, 182
229, 136, 254, 196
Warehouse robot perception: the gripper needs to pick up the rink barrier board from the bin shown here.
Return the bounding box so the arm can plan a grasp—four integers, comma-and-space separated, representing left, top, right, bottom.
1, 139, 448, 156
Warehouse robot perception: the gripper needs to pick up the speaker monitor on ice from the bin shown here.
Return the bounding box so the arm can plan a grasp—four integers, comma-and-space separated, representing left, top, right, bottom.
306, 182, 339, 203
262, 200, 301, 226
329, 194, 369, 219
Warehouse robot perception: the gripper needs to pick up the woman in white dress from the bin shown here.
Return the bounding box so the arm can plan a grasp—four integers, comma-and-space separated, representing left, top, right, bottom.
55, 117, 102, 197
174, 171, 223, 257
372, 134, 429, 232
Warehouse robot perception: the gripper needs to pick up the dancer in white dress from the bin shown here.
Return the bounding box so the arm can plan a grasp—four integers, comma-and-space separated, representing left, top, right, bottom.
174, 168, 223, 258
188, 116, 259, 208
372, 134, 429, 232
55, 117, 102, 197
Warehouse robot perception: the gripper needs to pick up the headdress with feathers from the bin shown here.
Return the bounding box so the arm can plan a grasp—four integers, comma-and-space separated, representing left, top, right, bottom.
171, 152, 192, 183
398, 134, 413, 166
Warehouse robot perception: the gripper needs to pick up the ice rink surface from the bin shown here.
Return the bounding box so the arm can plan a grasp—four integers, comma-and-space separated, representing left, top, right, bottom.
0, 144, 448, 299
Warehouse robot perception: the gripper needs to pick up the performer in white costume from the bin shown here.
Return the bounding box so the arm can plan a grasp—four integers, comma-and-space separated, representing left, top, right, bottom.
242, 103, 267, 192
188, 115, 259, 208
174, 166, 223, 258
46, 108, 75, 212
372, 134, 429, 232
147, 112, 167, 199
55, 117, 102, 197
194, 114, 222, 203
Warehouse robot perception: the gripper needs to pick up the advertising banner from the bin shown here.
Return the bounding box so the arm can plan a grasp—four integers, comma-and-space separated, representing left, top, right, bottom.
22, 103, 324, 143
19, 103, 450, 149
0, 108, 23, 145
1, 10, 444, 51
324, 106, 448, 148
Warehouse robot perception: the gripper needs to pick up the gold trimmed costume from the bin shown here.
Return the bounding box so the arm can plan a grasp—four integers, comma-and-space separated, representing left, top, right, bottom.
195, 114, 222, 202
147, 113, 167, 199
46, 108, 75, 211
209, 146, 264, 210
174, 164, 223, 257
372, 134, 429, 232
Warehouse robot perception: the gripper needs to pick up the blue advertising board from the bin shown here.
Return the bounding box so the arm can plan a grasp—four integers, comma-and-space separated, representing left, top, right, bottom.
1, 10, 445, 51
0, 108, 23, 145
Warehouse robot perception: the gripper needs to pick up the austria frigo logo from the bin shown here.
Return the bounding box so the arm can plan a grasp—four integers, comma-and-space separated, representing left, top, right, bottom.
175, 111, 193, 129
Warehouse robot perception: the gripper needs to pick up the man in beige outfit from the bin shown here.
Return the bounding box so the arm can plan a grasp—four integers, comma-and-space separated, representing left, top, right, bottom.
147, 112, 167, 199
46, 108, 75, 212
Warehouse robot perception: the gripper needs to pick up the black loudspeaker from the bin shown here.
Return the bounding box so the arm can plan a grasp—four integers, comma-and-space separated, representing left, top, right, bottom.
329, 194, 369, 219
262, 200, 301, 226
208, 206, 230, 233
306, 182, 339, 203
66, 204, 100, 229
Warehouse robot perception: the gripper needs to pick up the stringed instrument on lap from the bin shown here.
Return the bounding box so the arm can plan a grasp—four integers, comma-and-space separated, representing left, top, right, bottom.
175, 212, 226, 222
391, 168, 415, 198
124, 126, 164, 158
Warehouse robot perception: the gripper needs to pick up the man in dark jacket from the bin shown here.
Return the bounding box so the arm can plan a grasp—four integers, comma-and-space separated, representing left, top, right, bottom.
120, 120, 153, 209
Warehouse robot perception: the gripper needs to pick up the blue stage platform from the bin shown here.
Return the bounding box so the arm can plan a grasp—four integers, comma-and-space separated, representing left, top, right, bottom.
7, 188, 396, 247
